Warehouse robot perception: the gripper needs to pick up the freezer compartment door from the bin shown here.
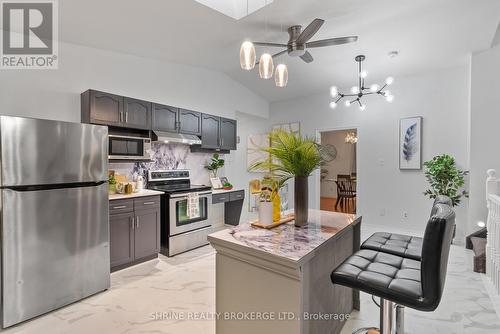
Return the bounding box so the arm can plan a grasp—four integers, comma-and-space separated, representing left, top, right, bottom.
1, 183, 110, 328
0, 116, 107, 187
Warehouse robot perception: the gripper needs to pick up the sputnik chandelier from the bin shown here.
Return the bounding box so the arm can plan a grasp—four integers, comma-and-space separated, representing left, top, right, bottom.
329, 55, 394, 110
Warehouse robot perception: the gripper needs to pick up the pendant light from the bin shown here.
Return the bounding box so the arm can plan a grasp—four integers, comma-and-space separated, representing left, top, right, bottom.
240, 41, 256, 70
259, 53, 274, 79
275, 63, 288, 87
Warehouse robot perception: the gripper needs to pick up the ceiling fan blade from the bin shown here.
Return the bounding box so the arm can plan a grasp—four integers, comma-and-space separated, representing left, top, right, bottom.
253, 42, 288, 48
255, 49, 288, 65
300, 51, 314, 63
296, 18, 324, 44
306, 36, 358, 48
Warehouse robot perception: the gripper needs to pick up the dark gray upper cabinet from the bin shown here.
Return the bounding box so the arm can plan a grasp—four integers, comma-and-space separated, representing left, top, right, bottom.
110, 212, 135, 268
220, 117, 237, 150
179, 109, 202, 135
84, 90, 124, 127
201, 114, 221, 149
152, 103, 178, 132
123, 97, 151, 130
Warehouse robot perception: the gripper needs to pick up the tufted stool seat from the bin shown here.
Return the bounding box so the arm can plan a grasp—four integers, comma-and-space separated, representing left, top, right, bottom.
360, 196, 452, 262
361, 233, 423, 261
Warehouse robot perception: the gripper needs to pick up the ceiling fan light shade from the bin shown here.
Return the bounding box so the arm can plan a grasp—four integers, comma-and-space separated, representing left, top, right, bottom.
259, 53, 274, 79
239, 41, 256, 70
330, 86, 338, 97
275, 64, 288, 87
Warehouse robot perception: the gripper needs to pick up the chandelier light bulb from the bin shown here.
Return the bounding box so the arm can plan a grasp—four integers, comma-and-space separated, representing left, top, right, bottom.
259, 53, 274, 79
360, 104, 366, 111
385, 76, 394, 85
384, 90, 391, 97
330, 86, 338, 97
239, 41, 256, 70
360, 71, 368, 79
329, 101, 337, 109
345, 100, 351, 107
274, 64, 288, 87
370, 84, 379, 92
351, 86, 359, 94
386, 95, 394, 102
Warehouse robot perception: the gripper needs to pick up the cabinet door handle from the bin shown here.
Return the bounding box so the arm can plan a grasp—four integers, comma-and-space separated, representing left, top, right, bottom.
125, 111, 128, 123
143, 201, 155, 205
119, 111, 123, 123
136, 216, 140, 229
130, 217, 135, 230
112, 205, 127, 209
218, 197, 226, 201
221, 138, 224, 147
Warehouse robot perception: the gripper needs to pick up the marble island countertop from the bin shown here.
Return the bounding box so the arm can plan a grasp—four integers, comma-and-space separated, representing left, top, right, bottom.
208, 209, 359, 266
109, 189, 164, 200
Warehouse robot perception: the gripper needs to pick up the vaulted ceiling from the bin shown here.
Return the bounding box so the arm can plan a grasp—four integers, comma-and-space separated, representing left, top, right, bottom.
59, 0, 500, 102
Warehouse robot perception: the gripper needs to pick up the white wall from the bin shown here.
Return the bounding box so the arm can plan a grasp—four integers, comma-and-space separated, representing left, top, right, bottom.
270, 66, 470, 238
0, 41, 269, 122
469, 43, 500, 233
320, 130, 357, 198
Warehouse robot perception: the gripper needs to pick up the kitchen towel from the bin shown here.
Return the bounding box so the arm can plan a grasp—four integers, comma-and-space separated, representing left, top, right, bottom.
187, 192, 200, 219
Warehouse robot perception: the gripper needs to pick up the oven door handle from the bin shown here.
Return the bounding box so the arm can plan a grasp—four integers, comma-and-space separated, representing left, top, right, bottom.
170, 191, 212, 199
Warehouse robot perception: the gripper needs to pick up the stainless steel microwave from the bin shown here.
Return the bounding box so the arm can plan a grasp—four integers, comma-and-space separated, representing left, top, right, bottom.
108, 135, 152, 160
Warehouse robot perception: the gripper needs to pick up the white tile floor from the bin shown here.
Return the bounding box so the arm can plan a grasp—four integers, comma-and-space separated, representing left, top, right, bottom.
2, 227, 500, 334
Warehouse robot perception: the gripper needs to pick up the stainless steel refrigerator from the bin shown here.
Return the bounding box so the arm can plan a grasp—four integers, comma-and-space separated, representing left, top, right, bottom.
0, 116, 110, 328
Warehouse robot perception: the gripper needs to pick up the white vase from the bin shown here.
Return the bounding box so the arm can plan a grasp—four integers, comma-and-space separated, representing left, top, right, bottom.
259, 201, 273, 226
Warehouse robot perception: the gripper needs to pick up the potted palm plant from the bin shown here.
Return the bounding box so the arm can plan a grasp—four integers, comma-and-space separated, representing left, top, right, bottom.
250, 129, 327, 227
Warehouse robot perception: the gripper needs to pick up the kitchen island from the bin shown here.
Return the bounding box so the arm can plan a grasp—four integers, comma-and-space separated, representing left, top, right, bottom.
208, 209, 361, 334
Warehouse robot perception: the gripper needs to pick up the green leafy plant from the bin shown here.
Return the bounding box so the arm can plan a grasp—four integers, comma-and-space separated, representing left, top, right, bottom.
250, 129, 327, 184
205, 153, 225, 177
423, 154, 469, 206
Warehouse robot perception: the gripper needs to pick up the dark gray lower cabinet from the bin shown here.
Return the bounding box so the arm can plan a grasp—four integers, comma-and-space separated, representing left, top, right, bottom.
109, 196, 160, 271
109, 212, 135, 268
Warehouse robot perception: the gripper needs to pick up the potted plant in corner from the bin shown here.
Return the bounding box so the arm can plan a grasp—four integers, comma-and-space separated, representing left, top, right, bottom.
250, 129, 329, 227
205, 153, 225, 178
423, 154, 469, 206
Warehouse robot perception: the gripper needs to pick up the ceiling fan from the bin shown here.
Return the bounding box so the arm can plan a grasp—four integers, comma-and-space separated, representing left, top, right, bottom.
253, 18, 358, 64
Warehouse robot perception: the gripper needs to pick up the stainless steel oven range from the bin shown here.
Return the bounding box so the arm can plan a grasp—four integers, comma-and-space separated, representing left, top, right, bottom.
147, 170, 212, 256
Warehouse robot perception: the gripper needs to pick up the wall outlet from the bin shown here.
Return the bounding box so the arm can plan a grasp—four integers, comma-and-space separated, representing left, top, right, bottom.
403, 212, 408, 219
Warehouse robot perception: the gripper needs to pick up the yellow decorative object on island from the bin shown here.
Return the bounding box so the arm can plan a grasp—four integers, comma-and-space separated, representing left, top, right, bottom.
272, 189, 281, 222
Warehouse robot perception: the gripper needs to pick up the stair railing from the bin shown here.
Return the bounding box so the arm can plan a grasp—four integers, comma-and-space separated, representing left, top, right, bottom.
486, 169, 500, 293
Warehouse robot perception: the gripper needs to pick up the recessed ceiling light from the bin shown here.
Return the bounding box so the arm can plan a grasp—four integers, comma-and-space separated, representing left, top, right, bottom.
388, 51, 399, 58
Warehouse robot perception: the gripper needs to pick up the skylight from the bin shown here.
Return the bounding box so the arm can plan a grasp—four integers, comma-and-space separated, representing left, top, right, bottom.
194, 0, 273, 20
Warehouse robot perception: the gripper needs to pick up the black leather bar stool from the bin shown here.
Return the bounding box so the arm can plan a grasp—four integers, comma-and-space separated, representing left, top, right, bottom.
331, 203, 455, 333
360, 195, 453, 261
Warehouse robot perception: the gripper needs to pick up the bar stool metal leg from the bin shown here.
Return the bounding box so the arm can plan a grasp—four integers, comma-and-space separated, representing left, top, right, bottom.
380, 299, 394, 334
395, 305, 405, 334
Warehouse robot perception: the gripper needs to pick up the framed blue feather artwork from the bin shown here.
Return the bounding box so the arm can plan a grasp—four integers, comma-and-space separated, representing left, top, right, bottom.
399, 116, 422, 170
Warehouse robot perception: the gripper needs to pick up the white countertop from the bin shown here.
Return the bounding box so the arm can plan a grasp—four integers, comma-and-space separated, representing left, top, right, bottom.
109, 189, 164, 200
211, 188, 244, 195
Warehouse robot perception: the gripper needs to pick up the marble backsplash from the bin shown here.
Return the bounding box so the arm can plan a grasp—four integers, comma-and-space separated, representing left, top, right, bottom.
109, 142, 222, 186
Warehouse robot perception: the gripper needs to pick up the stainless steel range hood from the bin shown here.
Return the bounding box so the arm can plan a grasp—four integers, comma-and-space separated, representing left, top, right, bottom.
153, 131, 202, 145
